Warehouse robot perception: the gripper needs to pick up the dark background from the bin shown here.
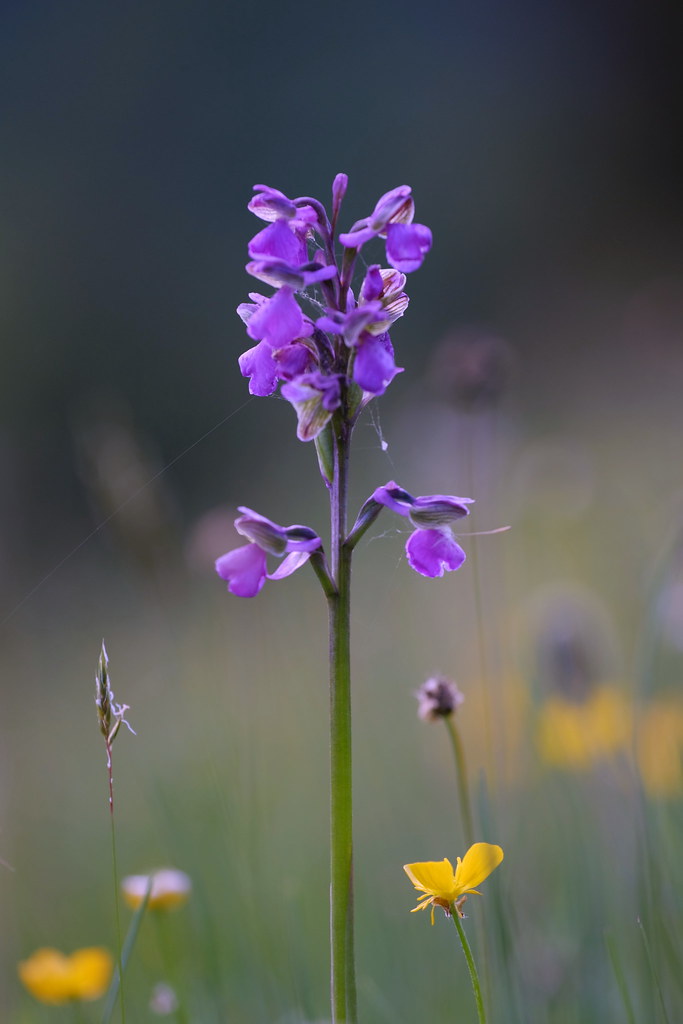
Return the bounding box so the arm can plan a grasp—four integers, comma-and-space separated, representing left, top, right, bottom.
1, 0, 682, 611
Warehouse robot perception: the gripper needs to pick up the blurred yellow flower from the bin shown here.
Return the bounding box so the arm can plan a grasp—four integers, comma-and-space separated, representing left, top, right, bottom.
18, 947, 113, 1004
122, 867, 192, 911
536, 684, 632, 770
637, 697, 683, 798
404, 842, 504, 924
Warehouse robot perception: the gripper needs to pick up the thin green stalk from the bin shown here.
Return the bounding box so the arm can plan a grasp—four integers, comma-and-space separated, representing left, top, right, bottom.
153, 913, 189, 1024
328, 422, 357, 1023
101, 879, 152, 1024
604, 929, 637, 1024
107, 744, 125, 1024
637, 917, 671, 1024
444, 717, 474, 848
451, 909, 487, 1024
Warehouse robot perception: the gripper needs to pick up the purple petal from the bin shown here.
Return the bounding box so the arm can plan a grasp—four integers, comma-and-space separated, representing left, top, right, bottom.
247, 258, 337, 290
246, 287, 306, 348
236, 293, 267, 327
235, 507, 288, 555
360, 265, 383, 302
317, 303, 384, 346
385, 223, 432, 273
332, 173, 348, 218
248, 185, 297, 222
353, 333, 403, 395
238, 341, 280, 396
409, 494, 474, 527
339, 222, 376, 249
405, 529, 466, 577
281, 372, 341, 441
215, 544, 268, 597
267, 550, 312, 579
370, 186, 414, 230
282, 525, 322, 552
274, 342, 315, 380
372, 481, 415, 517
248, 219, 306, 264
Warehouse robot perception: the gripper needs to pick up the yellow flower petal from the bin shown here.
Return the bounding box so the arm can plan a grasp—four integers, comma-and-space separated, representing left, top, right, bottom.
67, 948, 113, 1001
18, 947, 112, 1004
453, 843, 504, 895
18, 949, 73, 1004
403, 859, 456, 898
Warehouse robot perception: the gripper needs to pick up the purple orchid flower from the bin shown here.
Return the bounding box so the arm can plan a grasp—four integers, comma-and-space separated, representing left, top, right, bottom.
339, 186, 415, 248
281, 372, 343, 441
338, 185, 431, 272
248, 185, 318, 228
353, 332, 403, 396
371, 481, 474, 578
248, 218, 307, 265
385, 222, 433, 273
237, 292, 315, 395
316, 302, 385, 347
247, 257, 337, 291
215, 507, 322, 597
245, 287, 311, 348
238, 338, 314, 397
359, 265, 409, 334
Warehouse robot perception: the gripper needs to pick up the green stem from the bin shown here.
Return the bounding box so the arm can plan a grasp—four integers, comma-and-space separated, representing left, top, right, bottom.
328, 421, 357, 1023
107, 743, 125, 1024
101, 880, 152, 1024
444, 717, 474, 848
451, 909, 487, 1024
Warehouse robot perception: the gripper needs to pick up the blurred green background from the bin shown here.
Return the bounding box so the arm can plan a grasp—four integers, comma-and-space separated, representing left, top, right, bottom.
2, 1, 683, 1021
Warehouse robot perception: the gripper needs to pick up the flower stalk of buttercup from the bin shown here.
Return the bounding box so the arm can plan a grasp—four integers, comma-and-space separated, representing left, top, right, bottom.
404, 844, 504, 1024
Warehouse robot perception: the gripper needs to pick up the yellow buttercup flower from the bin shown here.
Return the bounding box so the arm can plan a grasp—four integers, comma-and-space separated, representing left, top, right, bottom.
404, 842, 504, 924
122, 867, 192, 911
18, 947, 113, 1004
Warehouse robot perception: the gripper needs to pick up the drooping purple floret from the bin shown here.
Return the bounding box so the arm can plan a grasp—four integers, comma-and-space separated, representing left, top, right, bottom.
372, 482, 473, 525
238, 339, 314, 397
281, 372, 343, 441
353, 333, 403, 396
248, 185, 317, 227
370, 481, 473, 578
249, 219, 307, 264
247, 257, 337, 291
385, 223, 433, 273
215, 507, 322, 597
246, 287, 311, 348
316, 303, 385, 347
339, 186, 415, 249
